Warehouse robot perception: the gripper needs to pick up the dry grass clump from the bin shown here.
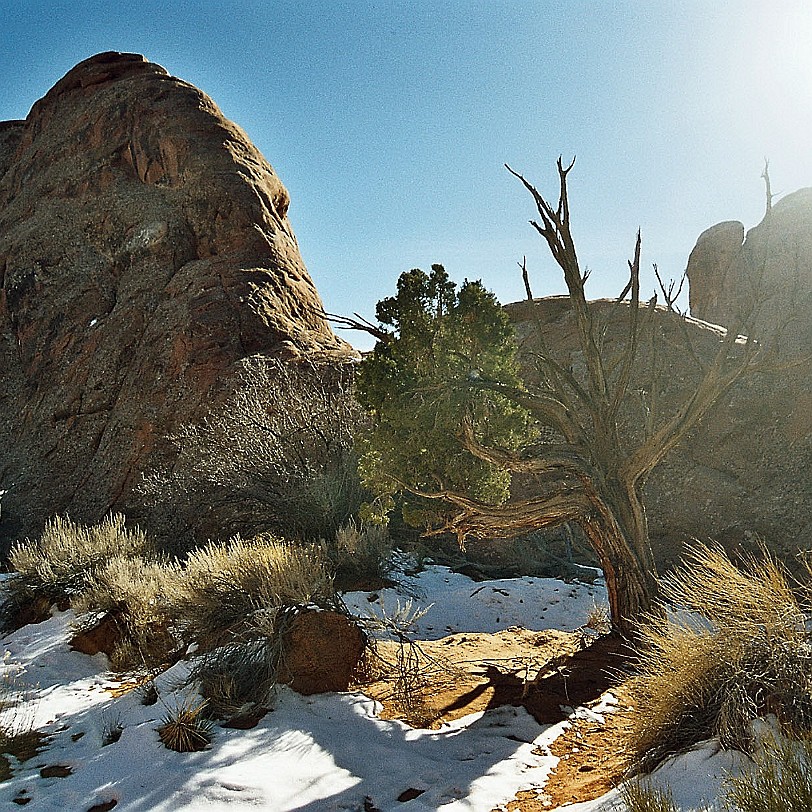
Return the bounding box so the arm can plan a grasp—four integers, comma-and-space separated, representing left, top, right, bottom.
324, 519, 392, 586
6, 514, 153, 610
191, 609, 295, 717
166, 535, 346, 715
620, 781, 679, 812
72, 554, 183, 668
157, 697, 213, 752
0, 669, 46, 780
627, 541, 812, 771
169, 534, 336, 648
725, 732, 812, 812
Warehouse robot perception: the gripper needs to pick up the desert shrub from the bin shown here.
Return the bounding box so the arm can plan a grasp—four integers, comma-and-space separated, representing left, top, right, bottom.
358, 599, 439, 726
168, 534, 336, 649
168, 536, 343, 714
324, 519, 392, 586
627, 542, 812, 770
5, 514, 153, 611
143, 358, 367, 544
72, 554, 183, 668
724, 732, 812, 812
157, 696, 213, 752
582, 600, 612, 641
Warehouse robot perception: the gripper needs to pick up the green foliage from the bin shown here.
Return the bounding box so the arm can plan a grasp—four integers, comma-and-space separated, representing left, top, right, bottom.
357, 264, 530, 528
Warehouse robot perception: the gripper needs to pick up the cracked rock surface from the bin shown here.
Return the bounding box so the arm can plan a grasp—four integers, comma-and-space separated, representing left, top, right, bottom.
0, 52, 353, 549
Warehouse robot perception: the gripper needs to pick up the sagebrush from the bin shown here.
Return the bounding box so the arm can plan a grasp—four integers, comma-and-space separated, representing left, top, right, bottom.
324, 519, 392, 586
72, 554, 182, 667
168, 534, 336, 649
5, 514, 153, 614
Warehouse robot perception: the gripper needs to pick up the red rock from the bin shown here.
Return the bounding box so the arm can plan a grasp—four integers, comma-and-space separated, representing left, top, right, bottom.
278, 610, 366, 695
0, 53, 354, 550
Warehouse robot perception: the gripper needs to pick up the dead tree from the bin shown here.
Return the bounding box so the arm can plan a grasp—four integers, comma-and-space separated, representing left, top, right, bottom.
442, 159, 763, 630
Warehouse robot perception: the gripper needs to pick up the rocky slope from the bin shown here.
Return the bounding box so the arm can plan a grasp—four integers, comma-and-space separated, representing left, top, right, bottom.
0, 52, 354, 550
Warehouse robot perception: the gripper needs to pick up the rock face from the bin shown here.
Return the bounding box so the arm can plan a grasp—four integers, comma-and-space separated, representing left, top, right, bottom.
0, 52, 353, 550
687, 189, 812, 354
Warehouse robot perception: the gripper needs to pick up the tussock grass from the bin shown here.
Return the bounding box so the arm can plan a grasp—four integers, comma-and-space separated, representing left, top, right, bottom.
169, 534, 336, 648
191, 608, 295, 717
620, 781, 679, 812
6, 514, 153, 609
157, 697, 212, 752
627, 542, 812, 771
725, 732, 812, 812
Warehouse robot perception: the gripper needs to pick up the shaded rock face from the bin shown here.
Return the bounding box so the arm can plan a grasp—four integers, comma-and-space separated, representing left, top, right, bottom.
0, 52, 353, 550
506, 297, 812, 571
278, 610, 366, 695
687, 188, 812, 354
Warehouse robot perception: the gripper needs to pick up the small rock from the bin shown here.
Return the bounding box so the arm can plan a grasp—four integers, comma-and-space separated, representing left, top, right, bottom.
397, 788, 426, 802
40, 765, 72, 778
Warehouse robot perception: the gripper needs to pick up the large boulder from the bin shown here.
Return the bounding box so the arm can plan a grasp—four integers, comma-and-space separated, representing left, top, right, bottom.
0, 52, 354, 551
687, 189, 812, 354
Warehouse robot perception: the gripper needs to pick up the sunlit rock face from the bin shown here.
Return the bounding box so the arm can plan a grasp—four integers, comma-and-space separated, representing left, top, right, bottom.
0, 52, 353, 549
687, 188, 812, 354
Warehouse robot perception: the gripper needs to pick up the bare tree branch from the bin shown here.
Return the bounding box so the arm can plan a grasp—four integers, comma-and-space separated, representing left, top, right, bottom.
319, 309, 392, 344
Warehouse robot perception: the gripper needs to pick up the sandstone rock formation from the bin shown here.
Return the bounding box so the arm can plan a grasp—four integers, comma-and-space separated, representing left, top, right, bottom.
0, 52, 354, 551
687, 188, 812, 354
278, 609, 366, 695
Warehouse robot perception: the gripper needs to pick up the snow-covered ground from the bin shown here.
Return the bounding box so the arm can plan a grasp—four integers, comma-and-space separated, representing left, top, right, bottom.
0, 562, 739, 811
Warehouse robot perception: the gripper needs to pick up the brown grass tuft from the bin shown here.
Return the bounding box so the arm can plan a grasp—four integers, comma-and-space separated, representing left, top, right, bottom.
627, 541, 812, 771
157, 697, 212, 752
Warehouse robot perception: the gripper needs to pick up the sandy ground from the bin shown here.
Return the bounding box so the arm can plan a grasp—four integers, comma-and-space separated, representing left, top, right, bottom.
356, 627, 636, 809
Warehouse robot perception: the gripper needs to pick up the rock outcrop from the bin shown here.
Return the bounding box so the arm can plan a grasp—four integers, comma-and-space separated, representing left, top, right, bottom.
687, 189, 812, 354
0, 52, 353, 550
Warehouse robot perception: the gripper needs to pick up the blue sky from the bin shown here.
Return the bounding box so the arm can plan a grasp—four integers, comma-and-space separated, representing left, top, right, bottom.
2, 1, 811, 348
